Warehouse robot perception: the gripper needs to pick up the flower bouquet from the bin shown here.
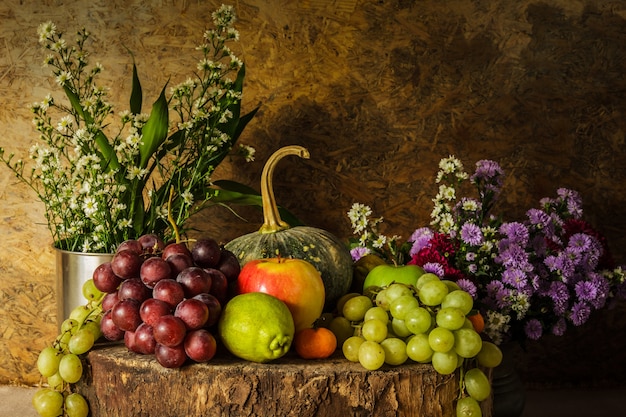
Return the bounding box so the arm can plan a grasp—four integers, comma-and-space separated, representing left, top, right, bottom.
348, 156, 626, 345
0, 4, 257, 253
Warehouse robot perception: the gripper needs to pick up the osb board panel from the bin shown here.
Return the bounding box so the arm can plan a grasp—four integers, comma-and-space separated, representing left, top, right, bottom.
0, 0, 625, 386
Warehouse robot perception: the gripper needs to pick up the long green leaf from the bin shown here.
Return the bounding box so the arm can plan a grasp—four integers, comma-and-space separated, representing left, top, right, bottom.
139, 85, 169, 169
210, 182, 304, 227
129, 63, 143, 115
63, 85, 90, 123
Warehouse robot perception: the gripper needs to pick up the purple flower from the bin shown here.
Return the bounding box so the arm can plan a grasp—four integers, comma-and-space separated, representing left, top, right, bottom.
502, 268, 529, 291
499, 222, 529, 246
548, 281, 570, 315
551, 317, 567, 336
409, 227, 434, 256
466, 252, 476, 262
570, 301, 591, 326
350, 246, 370, 262
557, 188, 583, 218
460, 223, 483, 246
423, 262, 445, 278
456, 278, 478, 298
524, 319, 543, 340
471, 160, 504, 187
574, 280, 598, 302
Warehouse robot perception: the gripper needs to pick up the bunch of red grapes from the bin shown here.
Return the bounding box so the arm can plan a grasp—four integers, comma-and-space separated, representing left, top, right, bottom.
92, 234, 241, 368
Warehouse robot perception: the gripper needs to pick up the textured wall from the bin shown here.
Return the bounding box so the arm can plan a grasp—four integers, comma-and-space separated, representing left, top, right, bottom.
1, 0, 625, 385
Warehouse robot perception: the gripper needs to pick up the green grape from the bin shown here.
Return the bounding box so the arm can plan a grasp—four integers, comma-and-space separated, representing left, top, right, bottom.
384, 283, 413, 302
428, 327, 455, 353
406, 333, 433, 362
442, 280, 462, 292
58, 353, 83, 384
361, 319, 388, 343
60, 318, 79, 335
456, 396, 482, 417
389, 295, 420, 320
82, 320, 103, 341
441, 290, 474, 315
68, 328, 95, 355
342, 295, 373, 322
404, 307, 433, 334
329, 316, 354, 348
69, 305, 92, 324
431, 350, 459, 375
57, 330, 72, 351
415, 273, 440, 290
476, 341, 503, 368
390, 317, 412, 338
82, 278, 103, 301
464, 367, 491, 401
436, 307, 466, 330
381, 337, 408, 365
364, 306, 390, 324
336, 293, 360, 315
342, 336, 365, 362
358, 340, 385, 370
37, 346, 62, 378
418, 280, 449, 306
47, 372, 64, 391
374, 288, 392, 311
453, 328, 483, 358
32, 387, 64, 417
65, 392, 89, 417
461, 318, 475, 330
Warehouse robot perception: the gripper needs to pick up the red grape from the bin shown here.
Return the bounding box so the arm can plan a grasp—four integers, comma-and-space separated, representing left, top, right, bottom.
174, 298, 209, 330
193, 293, 222, 328
155, 343, 187, 368
152, 279, 185, 308
140, 298, 172, 327
101, 310, 124, 341
206, 268, 228, 304
111, 299, 142, 332
92, 262, 123, 293
176, 267, 212, 298
191, 238, 221, 268
116, 239, 143, 255
138, 234, 165, 254
165, 253, 194, 277
140, 256, 172, 288
184, 329, 217, 362
124, 330, 140, 353
111, 249, 142, 279
102, 292, 119, 312
134, 323, 157, 355
118, 278, 151, 303
162, 242, 192, 260
216, 249, 240, 282
153, 315, 187, 347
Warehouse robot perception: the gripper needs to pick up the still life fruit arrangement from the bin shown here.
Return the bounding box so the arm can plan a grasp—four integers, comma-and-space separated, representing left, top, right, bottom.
32, 146, 496, 417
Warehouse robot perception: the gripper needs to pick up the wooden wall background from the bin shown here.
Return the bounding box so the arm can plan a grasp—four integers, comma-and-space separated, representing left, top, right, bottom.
1, 0, 625, 387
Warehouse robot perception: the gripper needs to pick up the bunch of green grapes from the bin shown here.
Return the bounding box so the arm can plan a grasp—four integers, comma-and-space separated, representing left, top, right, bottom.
338, 274, 503, 417
33, 279, 104, 417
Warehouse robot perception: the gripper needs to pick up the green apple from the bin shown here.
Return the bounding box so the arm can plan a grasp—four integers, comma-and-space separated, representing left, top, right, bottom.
363, 264, 425, 292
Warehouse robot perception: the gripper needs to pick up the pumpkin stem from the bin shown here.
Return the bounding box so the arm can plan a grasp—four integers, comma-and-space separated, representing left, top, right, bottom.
259, 145, 310, 234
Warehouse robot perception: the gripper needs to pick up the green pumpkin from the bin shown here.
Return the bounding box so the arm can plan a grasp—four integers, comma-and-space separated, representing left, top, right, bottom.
225, 146, 353, 310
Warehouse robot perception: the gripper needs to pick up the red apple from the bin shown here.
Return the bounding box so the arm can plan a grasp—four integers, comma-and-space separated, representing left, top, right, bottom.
236, 258, 325, 331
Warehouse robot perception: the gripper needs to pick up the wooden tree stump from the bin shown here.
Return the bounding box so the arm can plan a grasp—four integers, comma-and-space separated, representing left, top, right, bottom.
75, 345, 492, 416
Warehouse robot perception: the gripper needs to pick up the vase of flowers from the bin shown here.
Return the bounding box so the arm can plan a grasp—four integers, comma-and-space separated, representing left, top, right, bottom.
347, 155, 626, 417
0, 5, 258, 323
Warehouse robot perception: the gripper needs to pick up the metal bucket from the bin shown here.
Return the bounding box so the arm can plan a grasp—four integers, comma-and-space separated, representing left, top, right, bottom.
55, 248, 113, 329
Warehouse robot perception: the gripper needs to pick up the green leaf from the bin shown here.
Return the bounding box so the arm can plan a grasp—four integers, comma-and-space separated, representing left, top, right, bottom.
63, 85, 91, 124
94, 131, 120, 171
139, 85, 169, 169
210, 181, 304, 227
129, 63, 143, 115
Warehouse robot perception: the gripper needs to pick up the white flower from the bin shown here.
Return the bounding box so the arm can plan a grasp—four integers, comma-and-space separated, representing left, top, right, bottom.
82, 197, 98, 217
126, 166, 148, 180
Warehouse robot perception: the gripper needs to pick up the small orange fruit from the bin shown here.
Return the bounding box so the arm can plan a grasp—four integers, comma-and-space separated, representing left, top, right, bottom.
293, 327, 337, 359
467, 312, 485, 333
